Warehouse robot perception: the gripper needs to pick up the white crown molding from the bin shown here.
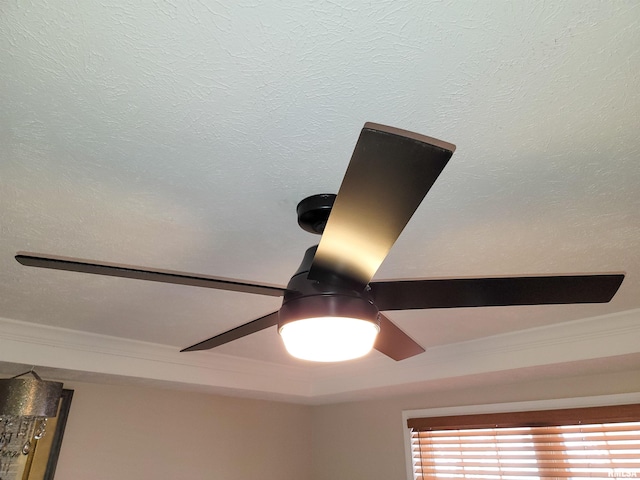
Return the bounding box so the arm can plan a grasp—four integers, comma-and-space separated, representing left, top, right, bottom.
1, 308, 639, 403
310, 308, 640, 397
0, 316, 313, 399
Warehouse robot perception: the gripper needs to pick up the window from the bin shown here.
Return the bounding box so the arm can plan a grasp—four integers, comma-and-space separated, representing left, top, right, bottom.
407, 403, 640, 480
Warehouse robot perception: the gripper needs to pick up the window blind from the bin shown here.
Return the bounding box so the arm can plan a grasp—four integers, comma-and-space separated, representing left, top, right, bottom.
408, 404, 640, 480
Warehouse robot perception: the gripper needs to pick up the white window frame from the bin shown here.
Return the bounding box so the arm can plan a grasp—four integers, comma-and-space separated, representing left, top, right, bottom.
401, 392, 640, 480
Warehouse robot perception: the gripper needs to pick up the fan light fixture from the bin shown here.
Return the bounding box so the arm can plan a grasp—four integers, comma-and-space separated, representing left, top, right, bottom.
13, 124, 627, 363
278, 293, 380, 362
280, 316, 379, 362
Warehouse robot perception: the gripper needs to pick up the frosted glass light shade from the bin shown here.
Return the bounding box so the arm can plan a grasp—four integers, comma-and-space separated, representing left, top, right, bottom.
279, 316, 379, 362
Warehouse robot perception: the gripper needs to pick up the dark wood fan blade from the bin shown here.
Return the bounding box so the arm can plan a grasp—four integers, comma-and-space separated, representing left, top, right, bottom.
374, 313, 425, 361
180, 311, 280, 352
16, 252, 287, 297
370, 274, 625, 311
308, 123, 455, 288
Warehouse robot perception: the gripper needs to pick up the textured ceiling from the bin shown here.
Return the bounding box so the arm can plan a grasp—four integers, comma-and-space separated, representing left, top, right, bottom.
1, 0, 639, 402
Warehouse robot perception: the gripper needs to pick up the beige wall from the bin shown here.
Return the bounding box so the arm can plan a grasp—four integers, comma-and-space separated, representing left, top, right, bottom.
54, 381, 312, 480
311, 369, 640, 480
46, 369, 640, 480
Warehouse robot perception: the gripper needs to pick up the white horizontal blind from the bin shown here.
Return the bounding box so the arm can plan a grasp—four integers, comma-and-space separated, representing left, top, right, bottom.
411, 421, 640, 480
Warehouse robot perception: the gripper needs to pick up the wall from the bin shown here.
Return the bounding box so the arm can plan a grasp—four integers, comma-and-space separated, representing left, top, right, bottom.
311, 369, 640, 480
54, 381, 312, 480
30, 367, 640, 480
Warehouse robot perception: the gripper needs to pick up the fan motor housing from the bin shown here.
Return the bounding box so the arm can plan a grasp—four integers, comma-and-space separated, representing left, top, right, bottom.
279, 293, 379, 330
279, 245, 380, 330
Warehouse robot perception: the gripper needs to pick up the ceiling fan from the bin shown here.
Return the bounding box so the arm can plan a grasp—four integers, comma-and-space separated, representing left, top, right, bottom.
15, 123, 624, 362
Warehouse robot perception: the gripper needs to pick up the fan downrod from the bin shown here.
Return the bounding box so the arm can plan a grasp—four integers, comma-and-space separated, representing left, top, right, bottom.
296, 194, 336, 235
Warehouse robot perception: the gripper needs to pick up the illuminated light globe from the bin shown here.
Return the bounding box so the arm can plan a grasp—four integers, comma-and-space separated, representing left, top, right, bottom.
279, 316, 379, 362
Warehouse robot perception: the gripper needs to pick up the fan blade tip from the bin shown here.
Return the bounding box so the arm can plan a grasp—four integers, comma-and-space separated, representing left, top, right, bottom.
374, 314, 425, 361
601, 273, 625, 301
15, 253, 35, 265
386, 344, 426, 361
180, 312, 280, 353
402, 351, 425, 361
606, 274, 625, 301
383, 347, 425, 362
180, 341, 213, 352
361, 122, 456, 153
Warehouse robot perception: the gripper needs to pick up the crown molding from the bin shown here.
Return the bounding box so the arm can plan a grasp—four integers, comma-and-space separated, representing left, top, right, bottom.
310, 308, 640, 397
1, 308, 639, 403
0, 316, 313, 400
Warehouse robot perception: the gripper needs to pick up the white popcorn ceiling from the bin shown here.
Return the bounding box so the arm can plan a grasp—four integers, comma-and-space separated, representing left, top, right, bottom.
0, 1, 639, 400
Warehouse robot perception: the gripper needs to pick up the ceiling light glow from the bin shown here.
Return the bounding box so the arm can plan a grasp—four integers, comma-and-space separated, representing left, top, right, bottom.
279, 316, 379, 362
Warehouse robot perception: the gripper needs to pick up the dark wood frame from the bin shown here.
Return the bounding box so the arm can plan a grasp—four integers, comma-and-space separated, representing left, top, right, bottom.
407, 402, 640, 431
22, 389, 73, 480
